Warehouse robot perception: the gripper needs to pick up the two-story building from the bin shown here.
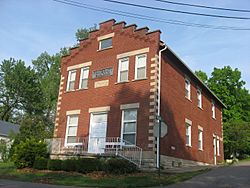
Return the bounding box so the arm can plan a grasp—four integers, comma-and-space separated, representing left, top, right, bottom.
51, 19, 225, 168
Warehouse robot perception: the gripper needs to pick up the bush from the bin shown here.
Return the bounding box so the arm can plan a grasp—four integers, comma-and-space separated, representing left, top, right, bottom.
33, 157, 48, 170
104, 158, 138, 174
75, 158, 102, 173
61, 159, 77, 172
47, 159, 62, 171
0, 140, 9, 162
12, 138, 48, 168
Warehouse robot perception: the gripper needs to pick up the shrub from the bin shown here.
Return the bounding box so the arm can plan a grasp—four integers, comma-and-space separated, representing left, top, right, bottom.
0, 140, 9, 162
47, 159, 62, 171
33, 157, 48, 170
61, 159, 77, 172
104, 158, 138, 174
12, 138, 48, 168
75, 158, 102, 173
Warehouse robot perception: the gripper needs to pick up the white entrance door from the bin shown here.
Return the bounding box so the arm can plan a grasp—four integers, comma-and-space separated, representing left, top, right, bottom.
88, 113, 108, 154
213, 136, 217, 165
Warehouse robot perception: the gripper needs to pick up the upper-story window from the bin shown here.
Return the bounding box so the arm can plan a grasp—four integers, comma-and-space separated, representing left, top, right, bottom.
135, 54, 147, 80
185, 78, 191, 100
118, 57, 129, 82
212, 101, 216, 119
197, 89, 202, 108
99, 38, 112, 50
66, 70, 76, 91
79, 67, 89, 89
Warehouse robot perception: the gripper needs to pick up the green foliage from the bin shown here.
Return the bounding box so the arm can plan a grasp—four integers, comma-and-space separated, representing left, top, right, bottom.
33, 157, 48, 170
61, 159, 77, 172
223, 121, 250, 159
75, 24, 97, 41
0, 58, 43, 121
12, 138, 48, 168
207, 66, 250, 122
195, 70, 208, 85
47, 159, 62, 171
0, 139, 9, 162
75, 158, 102, 173
104, 158, 138, 174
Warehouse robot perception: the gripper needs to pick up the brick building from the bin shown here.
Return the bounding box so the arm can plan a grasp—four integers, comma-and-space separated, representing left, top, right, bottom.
51, 19, 225, 168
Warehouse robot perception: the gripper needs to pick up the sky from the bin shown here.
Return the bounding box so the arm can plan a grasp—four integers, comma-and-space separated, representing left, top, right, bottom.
0, 0, 250, 89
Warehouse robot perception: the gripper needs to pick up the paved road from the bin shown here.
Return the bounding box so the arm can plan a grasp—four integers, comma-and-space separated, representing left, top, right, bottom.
165, 161, 250, 188
0, 179, 82, 188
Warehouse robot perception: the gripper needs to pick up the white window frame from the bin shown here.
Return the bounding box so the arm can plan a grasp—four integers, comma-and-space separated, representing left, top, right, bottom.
79, 67, 89, 89
99, 37, 112, 50
217, 138, 220, 156
121, 109, 137, 146
185, 78, 191, 100
212, 101, 216, 119
185, 119, 192, 147
65, 115, 79, 147
135, 54, 147, 80
197, 89, 202, 108
198, 128, 203, 151
118, 57, 129, 83
66, 70, 77, 91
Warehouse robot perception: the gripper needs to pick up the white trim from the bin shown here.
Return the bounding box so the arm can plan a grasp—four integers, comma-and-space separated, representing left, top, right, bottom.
135, 54, 147, 80
198, 128, 203, 151
65, 115, 79, 147
185, 77, 191, 100
67, 61, 92, 71
120, 103, 140, 110
117, 48, 149, 59
66, 70, 77, 91
97, 33, 115, 41
212, 101, 216, 119
185, 119, 192, 147
185, 118, 192, 125
79, 67, 89, 89
88, 106, 110, 113
117, 57, 129, 83
121, 109, 137, 146
197, 88, 202, 108
66, 110, 81, 115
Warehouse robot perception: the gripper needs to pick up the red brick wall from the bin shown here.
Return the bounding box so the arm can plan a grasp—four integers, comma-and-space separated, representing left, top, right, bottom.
56, 19, 160, 151
160, 51, 224, 164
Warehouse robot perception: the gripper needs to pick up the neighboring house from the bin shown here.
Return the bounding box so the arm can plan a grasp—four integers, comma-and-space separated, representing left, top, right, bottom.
51, 19, 225, 168
0, 120, 19, 160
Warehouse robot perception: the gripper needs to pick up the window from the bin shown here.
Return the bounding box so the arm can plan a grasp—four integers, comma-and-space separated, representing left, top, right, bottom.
185, 78, 191, 100
212, 101, 216, 119
185, 122, 192, 146
65, 115, 78, 146
99, 38, 112, 50
198, 129, 203, 150
122, 109, 137, 145
197, 89, 202, 108
135, 54, 147, 79
217, 138, 220, 156
79, 67, 89, 89
66, 70, 76, 91
118, 58, 129, 82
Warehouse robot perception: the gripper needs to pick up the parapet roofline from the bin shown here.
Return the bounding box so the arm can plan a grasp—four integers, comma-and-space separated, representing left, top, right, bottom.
160, 42, 226, 108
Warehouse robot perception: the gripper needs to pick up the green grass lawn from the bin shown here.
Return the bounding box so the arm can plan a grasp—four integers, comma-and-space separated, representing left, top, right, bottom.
0, 162, 208, 187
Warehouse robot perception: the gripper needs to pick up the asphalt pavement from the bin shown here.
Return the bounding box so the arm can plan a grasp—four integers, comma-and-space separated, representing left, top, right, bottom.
163, 161, 250, 188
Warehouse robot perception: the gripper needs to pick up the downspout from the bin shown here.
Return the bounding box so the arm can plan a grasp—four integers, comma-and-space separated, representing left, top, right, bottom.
156, 43, 167, 169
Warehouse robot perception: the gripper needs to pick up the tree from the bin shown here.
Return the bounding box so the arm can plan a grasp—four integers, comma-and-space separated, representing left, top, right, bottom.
75, 24, 97, 41
223, 121, 250, 159
195, 70, 208, 85
0, 58, 43, 121
207, 66, 250, 122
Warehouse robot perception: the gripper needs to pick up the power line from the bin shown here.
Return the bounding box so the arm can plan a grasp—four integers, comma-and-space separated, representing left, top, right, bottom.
155, 0, 250, 13
104, 0, 250, 20
52, 0, 250, 31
